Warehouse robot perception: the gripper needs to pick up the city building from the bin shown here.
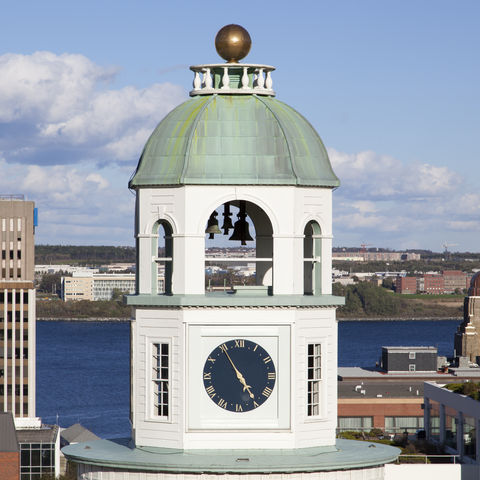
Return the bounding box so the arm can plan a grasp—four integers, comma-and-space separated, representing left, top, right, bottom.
421, 274, 445, 294
380, 346, 438, 373
395, 276, 417, 294
15, 418, 60, 480
338, 368, 425, 434
332, 251, 421, 262
425, 381, 480, 464
0, 195, 36, 418
454, 272, 480, 363
63, 25, 399, 480
443, 270, 470, 294
0, 412, 19, 480
61, 272, 164, 301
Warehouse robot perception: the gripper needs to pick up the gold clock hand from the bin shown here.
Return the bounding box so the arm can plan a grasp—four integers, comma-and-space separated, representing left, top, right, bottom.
223, 349, 255, 399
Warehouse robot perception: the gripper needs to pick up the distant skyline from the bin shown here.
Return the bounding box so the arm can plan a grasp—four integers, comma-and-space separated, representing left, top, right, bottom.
0, 1, 478, 251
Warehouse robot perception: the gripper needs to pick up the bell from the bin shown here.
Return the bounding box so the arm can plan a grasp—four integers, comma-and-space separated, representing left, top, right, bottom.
229, 201, 253, 245
222, 203, 234, 235
205, 211, 222, 239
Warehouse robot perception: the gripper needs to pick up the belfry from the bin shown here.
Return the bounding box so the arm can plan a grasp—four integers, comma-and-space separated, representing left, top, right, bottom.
64, 25, 399, 479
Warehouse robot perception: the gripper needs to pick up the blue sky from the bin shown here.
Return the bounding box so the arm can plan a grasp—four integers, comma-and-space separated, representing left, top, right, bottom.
0, 1, 478, 251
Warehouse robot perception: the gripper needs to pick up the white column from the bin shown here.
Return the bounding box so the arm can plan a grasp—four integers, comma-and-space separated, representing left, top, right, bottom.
28, 288, 36, 418
273, 235, 303, 295
321, 235, 333, 295
173, 234, 204, 294
11, 289, 15, 415
137, 234, 156, 294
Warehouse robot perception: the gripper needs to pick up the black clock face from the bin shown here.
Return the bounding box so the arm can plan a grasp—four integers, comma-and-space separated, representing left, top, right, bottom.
203, 339, 276, 413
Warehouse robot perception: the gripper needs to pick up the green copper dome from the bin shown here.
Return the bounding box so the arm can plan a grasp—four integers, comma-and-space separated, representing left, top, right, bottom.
129, 94, 339, 188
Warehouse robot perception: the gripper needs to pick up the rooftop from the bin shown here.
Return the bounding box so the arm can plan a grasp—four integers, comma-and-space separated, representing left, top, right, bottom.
63, 438, 399, 473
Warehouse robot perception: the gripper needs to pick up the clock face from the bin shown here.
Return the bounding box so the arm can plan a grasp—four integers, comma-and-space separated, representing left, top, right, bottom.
203, 339, 276, 413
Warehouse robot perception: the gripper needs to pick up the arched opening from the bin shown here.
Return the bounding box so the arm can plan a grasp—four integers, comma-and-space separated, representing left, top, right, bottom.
204, 200, 273, 294
152, 220, 173, 295
304, 221, 322, 295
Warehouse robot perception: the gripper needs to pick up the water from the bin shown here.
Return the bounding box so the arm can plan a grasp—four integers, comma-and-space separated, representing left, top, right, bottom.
36, 319, 461, 439
36, 321, 130, 439
338, 319, 460, 367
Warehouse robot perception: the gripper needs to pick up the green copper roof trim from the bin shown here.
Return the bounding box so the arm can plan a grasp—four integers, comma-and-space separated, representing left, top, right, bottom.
129, 95, 340, 188
63, 439, 400, 473
124, 293, 345, 308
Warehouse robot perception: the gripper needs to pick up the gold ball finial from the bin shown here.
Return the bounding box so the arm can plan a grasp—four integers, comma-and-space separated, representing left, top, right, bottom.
215, 24, 251, 63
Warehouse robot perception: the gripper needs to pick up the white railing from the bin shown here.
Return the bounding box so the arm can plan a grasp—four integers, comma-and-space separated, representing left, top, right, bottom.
396, 454, 460, 464
190, 63, 275, 96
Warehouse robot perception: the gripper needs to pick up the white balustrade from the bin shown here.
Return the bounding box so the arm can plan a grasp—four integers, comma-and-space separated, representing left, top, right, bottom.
189, 63, 275, 96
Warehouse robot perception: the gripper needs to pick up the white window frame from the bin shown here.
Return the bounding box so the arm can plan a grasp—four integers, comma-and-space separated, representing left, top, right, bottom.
306, 342, 323, 418
409, 351, 416, 360
149, 339, 172, 422
409, 364, 416, 372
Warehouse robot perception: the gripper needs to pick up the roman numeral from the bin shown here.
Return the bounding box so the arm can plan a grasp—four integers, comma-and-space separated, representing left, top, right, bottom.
234, 339, 244, 348
235, 404, 243, 412
203, 372, 211, 380
218, 398, 228, 409
263, 356, 272, 364
253, 344, 258, 352
207, 357, 216, 363
267, 372, 276, 380
262, 386, 273, 398
220, 343, 228, 353
205, 385, 215, 398
253, 401, 259, 408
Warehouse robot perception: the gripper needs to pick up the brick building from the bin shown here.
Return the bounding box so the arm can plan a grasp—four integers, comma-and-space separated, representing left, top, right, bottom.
443, 270, 470, 294
422, 274, 445, 294
395, 276, 417, 294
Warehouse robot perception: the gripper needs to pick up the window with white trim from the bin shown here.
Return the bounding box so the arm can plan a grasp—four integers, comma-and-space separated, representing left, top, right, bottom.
409, 364, 416, 372
307, 343, 321, 416
409, 351, 416, 360
152, 343, 169, 417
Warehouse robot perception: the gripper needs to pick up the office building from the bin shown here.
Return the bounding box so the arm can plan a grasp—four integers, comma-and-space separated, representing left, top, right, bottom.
0, 195, 36, 418
61, 272, 164, 301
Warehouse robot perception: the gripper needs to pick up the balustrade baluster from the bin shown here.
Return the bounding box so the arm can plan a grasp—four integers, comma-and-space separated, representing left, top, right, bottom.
256, 68, 265, 89
221, 67, 230, 89
193, 71, 201, 90
241, 67, 249, 89
204, 68, 212, 89
265, 70, 273, 90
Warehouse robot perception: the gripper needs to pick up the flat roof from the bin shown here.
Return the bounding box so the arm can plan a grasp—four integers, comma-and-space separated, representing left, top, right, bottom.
382, 346, 437, 353
17, 424, 58, 444
0, 412, 18, 452
63, 438, 399, 473
338, 381, 425, 399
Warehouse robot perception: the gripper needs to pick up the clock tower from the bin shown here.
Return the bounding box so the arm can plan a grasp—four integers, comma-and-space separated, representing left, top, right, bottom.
64, 25, 399, 479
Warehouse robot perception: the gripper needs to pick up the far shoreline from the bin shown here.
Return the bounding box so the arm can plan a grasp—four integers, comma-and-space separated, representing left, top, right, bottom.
37, 316, 462, 323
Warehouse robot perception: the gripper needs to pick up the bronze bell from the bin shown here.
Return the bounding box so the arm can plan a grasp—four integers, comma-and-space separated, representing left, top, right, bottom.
222, 203, 234, 235
229, 201, 253, 245
205, 211, 222, 239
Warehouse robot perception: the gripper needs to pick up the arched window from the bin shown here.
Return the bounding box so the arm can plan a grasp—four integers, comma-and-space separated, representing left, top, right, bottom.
204, 200, 273, 294
153, 220, 173, 295
304, 221, 322, 295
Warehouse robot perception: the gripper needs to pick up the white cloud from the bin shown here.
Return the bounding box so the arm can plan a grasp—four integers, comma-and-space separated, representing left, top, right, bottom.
330, 148, 479, 250
0, 51, 186, 165
329, 148, 461, 199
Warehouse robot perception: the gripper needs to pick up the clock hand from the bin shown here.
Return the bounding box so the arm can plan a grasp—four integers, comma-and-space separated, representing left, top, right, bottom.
223, 349, 255, 399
